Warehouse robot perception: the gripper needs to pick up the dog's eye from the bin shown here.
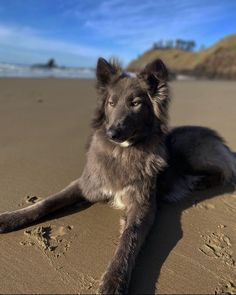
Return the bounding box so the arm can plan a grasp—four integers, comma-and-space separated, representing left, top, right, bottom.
108, 101, 115, 107
131, 100, 141, 107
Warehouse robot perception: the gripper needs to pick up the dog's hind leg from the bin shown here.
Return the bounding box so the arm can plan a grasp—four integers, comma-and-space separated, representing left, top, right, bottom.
0, 179, 87, 233
160, 145, 236, 204
195, 143, 236, 185
166, 127, 236, 193
159, 174, 203, 203
98, 197, 156, 294
157, 165, 203, 203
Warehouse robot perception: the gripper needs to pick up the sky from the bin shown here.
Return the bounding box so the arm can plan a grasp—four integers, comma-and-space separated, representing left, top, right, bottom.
0, 0, 236, 67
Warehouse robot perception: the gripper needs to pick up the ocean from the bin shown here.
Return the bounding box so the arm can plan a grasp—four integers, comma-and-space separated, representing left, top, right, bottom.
0, 63, 196, 80
0, 63, 95, 79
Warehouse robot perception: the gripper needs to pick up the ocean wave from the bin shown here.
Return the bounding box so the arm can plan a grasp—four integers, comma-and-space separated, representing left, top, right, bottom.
0, 63, 95, 79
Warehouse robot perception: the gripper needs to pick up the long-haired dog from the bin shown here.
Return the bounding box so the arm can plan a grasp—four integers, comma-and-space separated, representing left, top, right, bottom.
0, 58, 235, 294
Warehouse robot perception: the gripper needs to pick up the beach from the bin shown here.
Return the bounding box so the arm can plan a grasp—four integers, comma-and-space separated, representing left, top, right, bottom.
0, 78, 235, 294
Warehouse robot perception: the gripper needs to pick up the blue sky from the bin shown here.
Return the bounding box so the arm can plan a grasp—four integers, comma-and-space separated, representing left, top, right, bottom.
0, 0, 236, 67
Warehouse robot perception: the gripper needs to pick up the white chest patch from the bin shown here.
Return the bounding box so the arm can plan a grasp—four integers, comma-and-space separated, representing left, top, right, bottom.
119, 141, 131, 148
102, 187, 132, 210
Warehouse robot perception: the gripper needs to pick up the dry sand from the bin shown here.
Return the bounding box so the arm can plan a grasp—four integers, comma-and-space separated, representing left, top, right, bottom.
0, 78, 235, 294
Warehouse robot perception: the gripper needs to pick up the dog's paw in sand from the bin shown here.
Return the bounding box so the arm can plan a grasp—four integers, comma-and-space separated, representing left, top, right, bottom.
0, 211, 20, 233
98, 277, 126, 295
98, 267, 128, 294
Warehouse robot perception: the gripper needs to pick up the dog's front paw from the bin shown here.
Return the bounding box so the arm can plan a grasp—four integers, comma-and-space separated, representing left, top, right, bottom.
98, 270, 127, 295
0, 211, 20, 233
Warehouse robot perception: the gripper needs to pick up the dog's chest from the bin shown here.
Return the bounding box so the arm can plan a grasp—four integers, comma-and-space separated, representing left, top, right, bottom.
102, 187, 132, 210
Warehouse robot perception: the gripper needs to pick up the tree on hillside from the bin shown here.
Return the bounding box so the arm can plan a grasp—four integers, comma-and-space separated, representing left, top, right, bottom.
153, 40, 164, 49
166, 40, 174, 49
153, 39, 196, 51
185, 40, 196, 51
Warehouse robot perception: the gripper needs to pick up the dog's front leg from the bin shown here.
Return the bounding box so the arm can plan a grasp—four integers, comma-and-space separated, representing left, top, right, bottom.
0, 179, 88, 233
98, 197, 156, 294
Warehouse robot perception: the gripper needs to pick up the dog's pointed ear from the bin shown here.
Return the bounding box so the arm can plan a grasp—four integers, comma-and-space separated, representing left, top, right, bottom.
96, 57, 118, 86
139, 58, 168, 92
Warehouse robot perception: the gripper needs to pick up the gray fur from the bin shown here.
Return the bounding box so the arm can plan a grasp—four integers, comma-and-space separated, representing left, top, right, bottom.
0, 58, 235, 294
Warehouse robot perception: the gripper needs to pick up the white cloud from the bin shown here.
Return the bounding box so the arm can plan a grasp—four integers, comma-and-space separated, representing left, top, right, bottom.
0, 23, 110, 65
69, 0, 228, 51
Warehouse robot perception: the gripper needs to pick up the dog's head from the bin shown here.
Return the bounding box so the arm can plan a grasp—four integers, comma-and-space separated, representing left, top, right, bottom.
93, 57, 170, 147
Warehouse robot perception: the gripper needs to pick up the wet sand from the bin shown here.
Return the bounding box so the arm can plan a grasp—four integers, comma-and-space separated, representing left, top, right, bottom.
0, 78, 235, 294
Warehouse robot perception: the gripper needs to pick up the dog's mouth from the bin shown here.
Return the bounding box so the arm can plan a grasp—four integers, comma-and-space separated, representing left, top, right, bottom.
108, 134, 136, 147
105, 127, 139, 147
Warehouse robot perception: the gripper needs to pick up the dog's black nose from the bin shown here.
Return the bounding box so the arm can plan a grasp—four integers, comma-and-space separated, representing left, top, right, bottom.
106, 128, 120, 140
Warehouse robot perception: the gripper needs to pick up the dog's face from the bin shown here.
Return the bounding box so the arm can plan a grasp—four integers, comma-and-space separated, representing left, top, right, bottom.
94, 58, 169, 147
104, 77, 155, 147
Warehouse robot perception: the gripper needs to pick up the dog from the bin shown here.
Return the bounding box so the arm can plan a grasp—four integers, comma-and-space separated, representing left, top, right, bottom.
0, 57, 235, 294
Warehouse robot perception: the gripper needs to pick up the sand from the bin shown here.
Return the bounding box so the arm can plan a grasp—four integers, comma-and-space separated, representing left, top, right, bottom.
0, 78, 235, 294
